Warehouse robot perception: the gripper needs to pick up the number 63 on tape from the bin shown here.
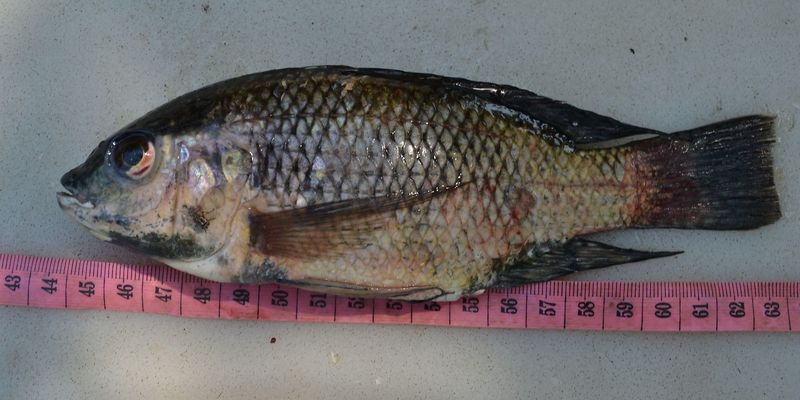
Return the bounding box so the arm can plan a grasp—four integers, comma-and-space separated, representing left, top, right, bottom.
1, 253, 799, 332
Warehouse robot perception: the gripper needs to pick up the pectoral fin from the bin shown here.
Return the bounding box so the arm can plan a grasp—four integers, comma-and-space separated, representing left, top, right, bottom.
249, 183, 464, 260
280, 278, 450, 302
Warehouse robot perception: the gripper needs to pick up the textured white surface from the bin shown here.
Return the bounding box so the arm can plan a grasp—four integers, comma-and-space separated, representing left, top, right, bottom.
1, 1, 799, 399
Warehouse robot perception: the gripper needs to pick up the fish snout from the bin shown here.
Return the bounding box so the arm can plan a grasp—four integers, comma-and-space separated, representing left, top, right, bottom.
58, 167, 96, 209
60, 140, 108, 194
60, 168, 82, 194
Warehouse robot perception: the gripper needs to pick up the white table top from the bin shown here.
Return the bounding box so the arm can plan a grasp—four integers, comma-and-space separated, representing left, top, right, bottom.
1, 1, 798, 398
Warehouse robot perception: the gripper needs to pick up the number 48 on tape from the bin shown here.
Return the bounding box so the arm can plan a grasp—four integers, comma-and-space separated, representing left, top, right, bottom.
0, 254, 798, 332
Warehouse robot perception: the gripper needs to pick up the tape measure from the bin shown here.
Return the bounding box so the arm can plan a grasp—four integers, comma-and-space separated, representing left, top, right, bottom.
1, 252, 797, 332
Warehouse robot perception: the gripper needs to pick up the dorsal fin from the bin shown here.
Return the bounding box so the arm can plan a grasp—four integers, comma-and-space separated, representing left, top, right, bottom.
126, 65, 662, 145
315, 66, 665, 146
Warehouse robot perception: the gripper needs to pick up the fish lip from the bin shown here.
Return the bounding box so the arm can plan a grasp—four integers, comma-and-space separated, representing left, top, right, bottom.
57, 191, 95, 209
57, 191, 112, 242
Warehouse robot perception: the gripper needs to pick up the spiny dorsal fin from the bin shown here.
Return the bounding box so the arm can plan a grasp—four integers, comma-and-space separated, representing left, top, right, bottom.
319, 66, 664, 146
494, 239, 680, 287
249, 183, 465, 260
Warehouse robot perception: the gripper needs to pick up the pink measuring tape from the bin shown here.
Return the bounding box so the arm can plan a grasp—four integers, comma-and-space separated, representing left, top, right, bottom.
1, 253, 797, 332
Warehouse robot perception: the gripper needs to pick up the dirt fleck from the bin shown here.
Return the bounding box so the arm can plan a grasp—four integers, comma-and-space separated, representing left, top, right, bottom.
342, 78, 358, 93
629, 48, 635, 55
269, 337, 277, 344
201, 3, 210, 13
186, 205, 211, 231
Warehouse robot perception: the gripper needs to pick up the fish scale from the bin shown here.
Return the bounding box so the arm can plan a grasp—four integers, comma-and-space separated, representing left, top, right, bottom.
221, 70, 637, 296
58, 66, 779, 301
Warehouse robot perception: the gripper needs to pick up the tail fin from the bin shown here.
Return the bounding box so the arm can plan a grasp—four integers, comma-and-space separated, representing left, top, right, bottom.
634, 115, 780, 230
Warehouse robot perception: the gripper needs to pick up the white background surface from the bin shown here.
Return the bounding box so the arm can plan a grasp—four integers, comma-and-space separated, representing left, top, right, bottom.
1, 1, 799, 399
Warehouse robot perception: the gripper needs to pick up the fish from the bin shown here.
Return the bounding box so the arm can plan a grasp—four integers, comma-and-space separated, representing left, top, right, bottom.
57, 66, 781, 301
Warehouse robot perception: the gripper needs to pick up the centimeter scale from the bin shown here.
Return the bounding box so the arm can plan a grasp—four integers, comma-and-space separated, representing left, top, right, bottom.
1, 253, 797, 332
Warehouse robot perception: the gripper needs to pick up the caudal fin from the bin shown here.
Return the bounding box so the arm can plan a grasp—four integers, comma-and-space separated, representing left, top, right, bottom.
634, 115, 780, 230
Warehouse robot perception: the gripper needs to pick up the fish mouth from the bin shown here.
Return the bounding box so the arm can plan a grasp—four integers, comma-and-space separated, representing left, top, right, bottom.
57, 191, 95, 210
57, 191, 113, 242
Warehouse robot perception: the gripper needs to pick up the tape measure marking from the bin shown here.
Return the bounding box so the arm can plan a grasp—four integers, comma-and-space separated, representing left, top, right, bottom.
1, 253, 798, 332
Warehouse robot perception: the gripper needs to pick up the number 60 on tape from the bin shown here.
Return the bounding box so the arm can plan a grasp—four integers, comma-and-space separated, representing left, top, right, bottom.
1, 253, 799, 332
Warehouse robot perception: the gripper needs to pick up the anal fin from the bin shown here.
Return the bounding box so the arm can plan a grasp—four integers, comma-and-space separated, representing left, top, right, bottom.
494, 239, 680, 287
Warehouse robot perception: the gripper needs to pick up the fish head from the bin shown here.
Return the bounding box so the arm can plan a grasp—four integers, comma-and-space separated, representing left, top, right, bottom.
58, 129, 188, 252
58, 126, 253, 273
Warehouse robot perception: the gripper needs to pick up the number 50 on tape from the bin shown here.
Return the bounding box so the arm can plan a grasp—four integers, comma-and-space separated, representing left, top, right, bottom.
1, 253, 798, 332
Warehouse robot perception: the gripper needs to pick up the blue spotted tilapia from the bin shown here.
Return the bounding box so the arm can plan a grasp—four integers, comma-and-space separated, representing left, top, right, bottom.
58, 66, 780, 301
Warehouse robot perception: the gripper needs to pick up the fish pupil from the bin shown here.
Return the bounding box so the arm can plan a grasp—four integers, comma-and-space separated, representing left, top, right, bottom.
118, 142, 144, 168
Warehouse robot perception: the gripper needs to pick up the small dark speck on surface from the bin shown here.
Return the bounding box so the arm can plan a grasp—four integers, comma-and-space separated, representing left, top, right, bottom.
201, 3, 210, 13
629, 48, 635, 54
270, 337, 277, 344
684, 36, 688, 41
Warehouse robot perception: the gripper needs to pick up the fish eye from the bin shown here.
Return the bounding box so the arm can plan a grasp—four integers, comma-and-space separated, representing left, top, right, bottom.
108, 131, 156, 180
